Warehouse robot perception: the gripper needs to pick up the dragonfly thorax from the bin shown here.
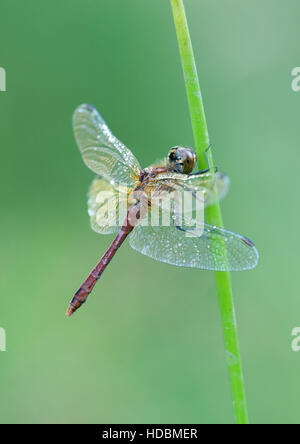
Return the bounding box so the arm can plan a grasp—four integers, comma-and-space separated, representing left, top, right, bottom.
167, 146, 197, 174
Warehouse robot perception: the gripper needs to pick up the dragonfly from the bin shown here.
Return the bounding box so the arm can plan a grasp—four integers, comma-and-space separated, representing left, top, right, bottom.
66, 104, 259, 317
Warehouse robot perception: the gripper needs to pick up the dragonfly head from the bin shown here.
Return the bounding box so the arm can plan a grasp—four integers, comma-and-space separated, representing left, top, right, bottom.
167, 146, 197, 174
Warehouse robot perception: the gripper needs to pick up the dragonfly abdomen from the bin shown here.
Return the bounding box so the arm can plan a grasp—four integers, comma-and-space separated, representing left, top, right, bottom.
67, 275, 97, 315
66, 217, 134, 317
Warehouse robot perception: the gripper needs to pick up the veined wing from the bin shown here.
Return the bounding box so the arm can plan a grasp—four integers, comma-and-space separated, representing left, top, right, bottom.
88, 177, 132, 234
151, 170, 230, 208
131, 179, 259, 271
139, 170, 229, 237
129, 222, 259, 271
73, 104, 141, 186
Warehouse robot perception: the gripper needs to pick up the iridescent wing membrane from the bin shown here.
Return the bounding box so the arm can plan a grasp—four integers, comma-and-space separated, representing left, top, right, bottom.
73, 104, 141, 233
129, 172, 258, 271
73, 104, 141, 186
129, 222, 259, 271
138, 169, 229, 236
88, 177, 131, 234
151, 170, 230, 208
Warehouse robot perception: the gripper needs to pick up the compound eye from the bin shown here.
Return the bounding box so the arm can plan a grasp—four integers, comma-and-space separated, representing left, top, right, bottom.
168, 146, 196, 174
181, 148, 197, 174
168, 148, 178, 162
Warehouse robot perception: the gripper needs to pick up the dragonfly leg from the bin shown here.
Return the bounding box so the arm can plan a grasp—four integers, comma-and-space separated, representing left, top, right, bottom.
191, 143, 217, 175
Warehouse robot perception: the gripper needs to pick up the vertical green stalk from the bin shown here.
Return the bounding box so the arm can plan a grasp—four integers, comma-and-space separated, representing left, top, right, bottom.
170, 0, 249, 424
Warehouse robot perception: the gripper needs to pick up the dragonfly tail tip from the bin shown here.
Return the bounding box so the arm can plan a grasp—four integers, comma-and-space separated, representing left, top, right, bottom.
66, 306, 75, 317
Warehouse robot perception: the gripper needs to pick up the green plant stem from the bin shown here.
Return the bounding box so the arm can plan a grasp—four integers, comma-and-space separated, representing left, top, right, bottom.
170, 0, 249, 424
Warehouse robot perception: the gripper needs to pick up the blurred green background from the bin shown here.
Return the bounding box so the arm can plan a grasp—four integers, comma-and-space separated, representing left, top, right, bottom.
0, 0, 299, 424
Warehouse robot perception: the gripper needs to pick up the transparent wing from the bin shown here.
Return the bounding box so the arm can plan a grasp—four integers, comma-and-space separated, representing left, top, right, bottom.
73, 104, 141, 186
140, 170, 229, 237
151, 170, 230, 208
129, 222, 259, 271
88, 177, 132, 234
